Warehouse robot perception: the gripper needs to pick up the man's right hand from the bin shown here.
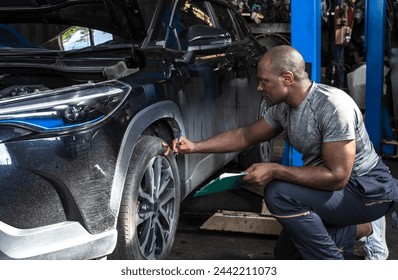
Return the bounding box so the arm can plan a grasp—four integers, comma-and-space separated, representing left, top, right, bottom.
171, 136, 195, 155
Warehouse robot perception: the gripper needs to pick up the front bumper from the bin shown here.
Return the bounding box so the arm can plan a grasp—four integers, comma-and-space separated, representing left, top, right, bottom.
0, 124, 123, 259
0, 221, 117, 259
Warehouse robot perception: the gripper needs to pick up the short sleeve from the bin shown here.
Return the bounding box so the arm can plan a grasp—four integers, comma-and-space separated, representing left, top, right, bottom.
263, 103, 286, 130
320, 97, 357, 142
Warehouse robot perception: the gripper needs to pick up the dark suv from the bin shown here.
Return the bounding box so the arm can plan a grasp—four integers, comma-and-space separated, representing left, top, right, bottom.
0, 0, 269, 260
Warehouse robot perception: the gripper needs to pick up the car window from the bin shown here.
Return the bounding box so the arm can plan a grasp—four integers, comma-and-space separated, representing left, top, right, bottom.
228, 5, 252, 39
61, 27, 113, 51
167, 0, 212, 51
2, 23, 122, 51
208, 2, 239, 42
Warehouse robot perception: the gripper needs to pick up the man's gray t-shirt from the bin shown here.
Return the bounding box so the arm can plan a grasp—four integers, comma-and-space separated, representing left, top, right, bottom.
264, 82, 379, 176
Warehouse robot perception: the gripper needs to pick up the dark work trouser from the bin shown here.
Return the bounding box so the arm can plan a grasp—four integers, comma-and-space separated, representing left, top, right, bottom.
264, 180, 392, 259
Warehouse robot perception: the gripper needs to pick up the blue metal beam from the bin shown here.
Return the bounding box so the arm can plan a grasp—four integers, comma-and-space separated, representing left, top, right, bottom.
291, 0, 321, 83
282, 0, 321, 166
364, 0, 387, 153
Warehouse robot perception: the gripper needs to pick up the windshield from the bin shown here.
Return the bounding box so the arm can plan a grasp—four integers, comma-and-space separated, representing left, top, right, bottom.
0, 23, 126, 52
61, 27, 113, 51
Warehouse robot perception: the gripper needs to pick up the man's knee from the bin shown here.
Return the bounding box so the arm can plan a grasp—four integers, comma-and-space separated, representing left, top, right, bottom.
264, 180, 279, 202
264, 180, 310, 216
263, 180, 289, 213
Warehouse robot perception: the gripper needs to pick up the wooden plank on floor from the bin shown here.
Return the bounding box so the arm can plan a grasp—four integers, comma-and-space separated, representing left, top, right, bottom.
200, 210, 282, 236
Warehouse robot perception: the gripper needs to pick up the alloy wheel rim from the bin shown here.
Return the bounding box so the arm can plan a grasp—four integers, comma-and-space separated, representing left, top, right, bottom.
136, 155, 176, 259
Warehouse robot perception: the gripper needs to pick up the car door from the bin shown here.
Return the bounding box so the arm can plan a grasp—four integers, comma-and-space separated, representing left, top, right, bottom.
206, 2, 273, 167
208, 1, 265, 127
163, 0, 239, 190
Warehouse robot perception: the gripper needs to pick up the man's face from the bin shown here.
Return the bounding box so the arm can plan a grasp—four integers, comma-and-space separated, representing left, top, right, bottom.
256, 59, 288, 107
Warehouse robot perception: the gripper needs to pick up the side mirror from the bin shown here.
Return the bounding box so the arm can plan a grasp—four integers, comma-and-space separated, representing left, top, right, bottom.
187, 25, 231, 53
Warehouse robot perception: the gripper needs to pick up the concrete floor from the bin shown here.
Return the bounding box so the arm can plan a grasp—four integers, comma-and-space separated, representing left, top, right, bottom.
169, 183, 276, 260
169, 139, 398, 260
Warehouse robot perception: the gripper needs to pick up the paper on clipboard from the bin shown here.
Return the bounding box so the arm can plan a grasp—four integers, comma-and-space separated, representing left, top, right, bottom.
193, 172, 248, 197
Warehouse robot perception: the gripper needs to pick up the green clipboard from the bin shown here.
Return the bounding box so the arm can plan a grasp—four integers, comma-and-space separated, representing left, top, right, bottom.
193, 172, 248, 197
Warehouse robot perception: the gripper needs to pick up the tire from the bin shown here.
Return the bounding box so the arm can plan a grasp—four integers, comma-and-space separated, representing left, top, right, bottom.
238, 99, 273, 169
113, 135, 180, 260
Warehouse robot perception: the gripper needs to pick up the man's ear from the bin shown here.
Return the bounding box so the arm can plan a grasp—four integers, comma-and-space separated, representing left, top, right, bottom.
282, 71, 294, 85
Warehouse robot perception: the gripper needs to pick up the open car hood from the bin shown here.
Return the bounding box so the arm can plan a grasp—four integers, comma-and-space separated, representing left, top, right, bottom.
0, 0, 147, 42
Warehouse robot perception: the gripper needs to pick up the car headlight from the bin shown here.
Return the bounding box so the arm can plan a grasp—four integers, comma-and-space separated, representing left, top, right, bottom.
0, 81, 131, 132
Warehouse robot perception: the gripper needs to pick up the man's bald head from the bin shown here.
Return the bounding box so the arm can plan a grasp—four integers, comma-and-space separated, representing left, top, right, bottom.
259, 45, 308, 81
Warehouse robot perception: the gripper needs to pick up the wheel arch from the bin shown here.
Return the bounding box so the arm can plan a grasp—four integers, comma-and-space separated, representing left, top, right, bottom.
109, 100, 185, 218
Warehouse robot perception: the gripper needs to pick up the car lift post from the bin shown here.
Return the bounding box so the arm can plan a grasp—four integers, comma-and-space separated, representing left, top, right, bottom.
363, 0, 391, 155
287, 1, 392, 158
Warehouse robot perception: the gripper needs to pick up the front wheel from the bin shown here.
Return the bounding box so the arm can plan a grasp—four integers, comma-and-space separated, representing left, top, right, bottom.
113, 136, 180, 259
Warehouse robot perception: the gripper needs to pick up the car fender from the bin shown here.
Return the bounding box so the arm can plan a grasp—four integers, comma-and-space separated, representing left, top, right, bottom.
109, 100, 184, 217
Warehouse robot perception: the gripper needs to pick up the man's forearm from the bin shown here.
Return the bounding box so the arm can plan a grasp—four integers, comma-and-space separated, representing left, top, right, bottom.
272, 164, 348, 191
194, 127, 249, 153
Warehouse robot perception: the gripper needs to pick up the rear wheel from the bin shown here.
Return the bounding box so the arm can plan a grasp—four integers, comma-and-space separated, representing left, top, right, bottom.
113, 136, 180, 259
